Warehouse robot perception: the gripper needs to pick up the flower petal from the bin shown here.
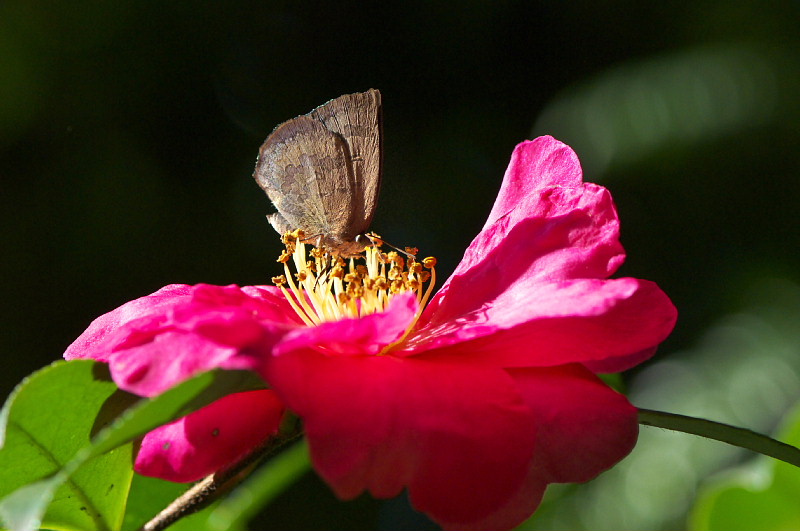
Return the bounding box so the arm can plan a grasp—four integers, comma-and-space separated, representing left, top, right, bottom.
64, 284, 297, 363
583, 346, 658, 374
190, 284, 303, 325
64, 284, 194, 361
507, 364, 638, 483
485, 136, 585, 228
434, 474, 547, 531
274, 291, 417, 356
135, 390, 284, 482
107, 330, 264, 396
439, 364, 638, 531
67, 284, 294, 396
426, 165, 625, 332
411, 277, 676, 370
263, 349, 537, 528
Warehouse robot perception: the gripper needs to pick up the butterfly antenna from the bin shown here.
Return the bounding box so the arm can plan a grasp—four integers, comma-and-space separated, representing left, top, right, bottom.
365, 232, 418, 259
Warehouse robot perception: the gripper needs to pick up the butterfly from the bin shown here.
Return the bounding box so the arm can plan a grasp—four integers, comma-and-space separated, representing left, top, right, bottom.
253, 89, 383, 257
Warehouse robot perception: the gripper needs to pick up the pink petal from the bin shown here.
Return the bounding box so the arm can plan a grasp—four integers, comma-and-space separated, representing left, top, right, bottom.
507, 364, 638, 483
274, 291, 417, 356
107, 330, 263, 396
135, 390, 284, 482
66, 283, 295, 396
427, 180, 624, 325
189, 284, 303, 325
441, 364, 638, 531
262, 349, 538, 528
583, 346, 657, 374
434, 474, 547, 531
64, 284, 297, 362
484, 137, 585, 228
64, 284, 194, 361
410, 277, 676, 369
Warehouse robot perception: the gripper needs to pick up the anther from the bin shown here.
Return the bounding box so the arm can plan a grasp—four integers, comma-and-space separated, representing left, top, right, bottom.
273, 232, 437, 329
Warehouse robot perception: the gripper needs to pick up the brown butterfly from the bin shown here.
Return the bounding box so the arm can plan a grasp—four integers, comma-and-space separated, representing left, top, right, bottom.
253, 89, 383, 257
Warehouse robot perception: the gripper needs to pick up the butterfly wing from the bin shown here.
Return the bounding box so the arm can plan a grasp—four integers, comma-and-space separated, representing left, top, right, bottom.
254, 114, 354, 241
308, 89, 383, 237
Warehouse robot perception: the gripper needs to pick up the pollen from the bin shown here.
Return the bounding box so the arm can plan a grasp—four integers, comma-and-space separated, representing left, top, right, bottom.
273, 233, 437, 329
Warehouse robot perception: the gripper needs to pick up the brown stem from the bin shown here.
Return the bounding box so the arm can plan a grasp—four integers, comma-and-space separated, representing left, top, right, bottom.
139, 425, 303, 531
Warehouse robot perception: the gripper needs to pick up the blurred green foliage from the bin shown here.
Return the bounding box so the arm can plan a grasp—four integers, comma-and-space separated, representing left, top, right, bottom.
690, 403, 800, 531
2, 1, 799, 529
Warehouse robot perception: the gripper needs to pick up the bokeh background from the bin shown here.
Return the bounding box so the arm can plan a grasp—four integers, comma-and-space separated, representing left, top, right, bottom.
2, 2, 800, 530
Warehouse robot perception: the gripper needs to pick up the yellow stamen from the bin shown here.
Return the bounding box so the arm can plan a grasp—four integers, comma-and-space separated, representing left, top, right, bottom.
272, 232, 437, 352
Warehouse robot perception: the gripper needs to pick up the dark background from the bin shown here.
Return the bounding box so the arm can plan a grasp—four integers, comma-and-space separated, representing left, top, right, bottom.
2, 2, 799, 530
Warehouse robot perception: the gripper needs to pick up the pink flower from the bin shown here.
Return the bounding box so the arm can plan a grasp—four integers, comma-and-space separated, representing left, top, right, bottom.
64, 136, 676, 530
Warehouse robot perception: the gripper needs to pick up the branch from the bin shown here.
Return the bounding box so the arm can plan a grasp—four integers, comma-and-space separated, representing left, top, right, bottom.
139, 426, 302, 531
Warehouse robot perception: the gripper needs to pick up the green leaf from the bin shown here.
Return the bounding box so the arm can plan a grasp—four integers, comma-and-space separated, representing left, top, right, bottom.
689, 404, 800, 531
0, 360, 135, 531
121, 474, 190, 531
0, 360, 266, 531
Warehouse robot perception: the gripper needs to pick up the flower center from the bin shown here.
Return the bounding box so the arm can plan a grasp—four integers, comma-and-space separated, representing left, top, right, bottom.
272, 230, 437, 328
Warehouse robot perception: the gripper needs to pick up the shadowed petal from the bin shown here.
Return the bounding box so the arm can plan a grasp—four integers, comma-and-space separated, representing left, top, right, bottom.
583, 346, 658, 374
434, 473, 547, 531
263, 349, 537, 527
507, 364, 638, 483
135, 390, 284, 482
436, 364, 638, 531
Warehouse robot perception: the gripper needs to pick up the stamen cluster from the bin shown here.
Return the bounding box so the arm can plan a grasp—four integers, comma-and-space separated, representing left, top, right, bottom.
272, 230, 437, 327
